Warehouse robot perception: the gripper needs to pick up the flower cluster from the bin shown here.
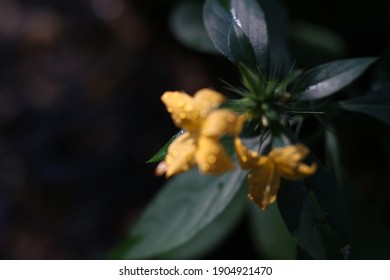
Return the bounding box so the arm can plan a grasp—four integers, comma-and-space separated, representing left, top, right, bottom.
157, 88, 317, 209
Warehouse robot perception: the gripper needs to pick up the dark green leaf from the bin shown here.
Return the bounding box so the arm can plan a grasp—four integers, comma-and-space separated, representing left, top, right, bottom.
160, 182, 247, 259
170, 1, 219, 54
147, 130, 184, 163
249, 203, 296, 259
203, 0, 236, 62
228, 23, 258, 72
257, 0, 291, 75
230, 0, 269, 74
292, 57, 377, 100
338, 84, 390, 126
203, 0, 269, 74
277, 153, 350, 259
111, 167, 247, 259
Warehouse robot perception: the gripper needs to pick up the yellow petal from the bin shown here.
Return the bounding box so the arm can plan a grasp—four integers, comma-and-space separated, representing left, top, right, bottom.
195, 136, 234, 175
193, 89, 225, 117
297, 162, 317, 177
161, 91, 201, 131
234, 137, 267, 170
165, 132, 197, 177
270, 144, 309, 163
201, 109, 240, 138
270, 144, 317, 180
248, 161, 280, 210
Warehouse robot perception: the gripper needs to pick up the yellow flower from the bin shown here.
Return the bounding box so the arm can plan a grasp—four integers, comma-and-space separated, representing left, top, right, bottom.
159, 89, 242, 177
234, 138, 317, 209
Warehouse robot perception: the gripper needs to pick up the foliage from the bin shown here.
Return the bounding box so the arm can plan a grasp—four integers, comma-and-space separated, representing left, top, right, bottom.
112, 0, 389, 260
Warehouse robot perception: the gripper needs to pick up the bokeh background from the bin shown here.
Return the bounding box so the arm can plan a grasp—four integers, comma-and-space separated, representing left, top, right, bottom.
0, 0, 389, 259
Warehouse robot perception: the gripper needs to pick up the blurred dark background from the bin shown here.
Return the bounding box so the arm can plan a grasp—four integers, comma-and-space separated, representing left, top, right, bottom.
0, 0, 389, 259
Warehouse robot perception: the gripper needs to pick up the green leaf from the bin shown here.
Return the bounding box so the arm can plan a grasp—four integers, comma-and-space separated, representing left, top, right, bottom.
111, 167, 247, 259
159, 182, 247, 259
249, 202, 296, 259
147, 130, 184, 163
257, 0, 291, 75
230, 0, 269, 74
292, 57, 377, 100
169, 1, 219, 54
203, 0, 269, 74
338, 84, 390, 126
277, 153, 350, 259
203, 0, 236, 63
228, 23, 258, 72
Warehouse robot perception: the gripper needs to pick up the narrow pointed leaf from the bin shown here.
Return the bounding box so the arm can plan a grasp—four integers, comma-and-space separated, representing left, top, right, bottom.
257, 0, 291, 74
228, 22, 258, 71
292, 57, 377, 100
203, 0, 235, 62
338, 84, 390, 126
231, 0, 269, 73
204, 0, 269, 74
147, 130, 184, 163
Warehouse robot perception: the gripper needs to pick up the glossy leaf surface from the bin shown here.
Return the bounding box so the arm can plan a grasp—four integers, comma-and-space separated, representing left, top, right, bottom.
292, 57, 377, 100
160, 183, 247, 259
204, 0, 269, 74
111, 167, 246, 259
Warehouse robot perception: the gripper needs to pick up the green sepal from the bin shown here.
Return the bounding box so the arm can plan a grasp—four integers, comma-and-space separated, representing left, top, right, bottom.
147, 130, 184, 163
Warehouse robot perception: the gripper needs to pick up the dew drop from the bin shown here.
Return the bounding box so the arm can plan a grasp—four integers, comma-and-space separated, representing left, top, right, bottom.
184, 104, 193, 111
208, 155, 216, 164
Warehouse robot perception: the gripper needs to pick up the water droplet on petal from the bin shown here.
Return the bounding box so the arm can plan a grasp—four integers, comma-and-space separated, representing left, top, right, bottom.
208, 155, 216, 164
